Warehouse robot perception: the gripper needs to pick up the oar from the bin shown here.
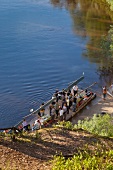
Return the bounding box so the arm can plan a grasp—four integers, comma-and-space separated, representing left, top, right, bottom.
83, 82, 97, 91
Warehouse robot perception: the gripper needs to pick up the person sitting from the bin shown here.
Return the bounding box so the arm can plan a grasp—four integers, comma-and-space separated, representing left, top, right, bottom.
40, 102, 45, 116
85, 89, 91, 97
22, 119, 30, 131
32, 119, 41, 131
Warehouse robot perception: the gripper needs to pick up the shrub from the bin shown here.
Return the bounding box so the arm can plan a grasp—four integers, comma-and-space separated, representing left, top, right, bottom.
52, 150, 113, 170
74, 114, 113, 137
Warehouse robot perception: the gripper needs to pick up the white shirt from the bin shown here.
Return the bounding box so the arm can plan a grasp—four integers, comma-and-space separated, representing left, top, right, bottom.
22, 120, 27, 127
63, 105, 67, 113
66, 98, 69, 106
51, 108, 55, 115
59, 109, 64, 116
73, 85, 78, 91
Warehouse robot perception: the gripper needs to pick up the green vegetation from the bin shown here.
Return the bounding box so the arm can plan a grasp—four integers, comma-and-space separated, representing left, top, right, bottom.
56, 114, 113, 137
52, 150, 113, 170
52, 114, 113, 169
1, 114, 113, 169
108, 26, 113, 52
106, 0, 113, 10
74, 114, 113, 137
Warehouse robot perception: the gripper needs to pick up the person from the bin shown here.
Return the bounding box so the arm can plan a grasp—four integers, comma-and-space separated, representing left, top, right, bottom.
55, 101, 59, 118
63, 103, 67, 120
40, 102, 45, 117
69, 93, 73, 108
59, 106, 64, 121
49, 103, 53, 116
51, 105, 55, 121
61, 91, 65, 101
85, 89, 91, 97
32, 119, 41, 131
72, 96, 77, 112
54, 89, 59, 101
22, 119, 30, 131
102, 86, 107, 100
66, 97, 70, 113
110, 83, 113, 94
62, 98, 66, 108
73, 85, 78, 96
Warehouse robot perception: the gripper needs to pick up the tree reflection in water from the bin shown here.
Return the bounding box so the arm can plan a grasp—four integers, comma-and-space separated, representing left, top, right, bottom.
50, 0, 113, 85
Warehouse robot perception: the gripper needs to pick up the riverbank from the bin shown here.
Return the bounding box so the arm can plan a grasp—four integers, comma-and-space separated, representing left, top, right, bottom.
1, 93, 113, 169
0, 127, 113, 170
72, 93, 113, 124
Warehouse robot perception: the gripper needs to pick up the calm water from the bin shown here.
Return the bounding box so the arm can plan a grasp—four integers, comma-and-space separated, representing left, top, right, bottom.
0, 0, 112, 128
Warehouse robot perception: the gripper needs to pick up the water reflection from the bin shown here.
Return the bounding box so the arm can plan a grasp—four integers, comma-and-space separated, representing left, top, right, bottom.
50, 0, 113, 85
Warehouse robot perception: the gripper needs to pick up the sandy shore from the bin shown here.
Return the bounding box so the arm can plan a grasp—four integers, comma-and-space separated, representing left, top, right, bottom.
71, 92, 113, 124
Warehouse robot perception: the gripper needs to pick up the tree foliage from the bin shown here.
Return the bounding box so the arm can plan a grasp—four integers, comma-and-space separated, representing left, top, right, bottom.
106, 0, 113, 11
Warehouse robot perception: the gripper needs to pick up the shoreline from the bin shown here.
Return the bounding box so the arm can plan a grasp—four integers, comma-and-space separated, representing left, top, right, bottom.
71, 93, 113, 124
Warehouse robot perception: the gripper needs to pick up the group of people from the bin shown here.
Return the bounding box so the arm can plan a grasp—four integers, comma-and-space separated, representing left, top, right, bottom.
36, 84, 93, 123
18, 82, 113, 132
47, 85, 81, 121
20, 84, 93, 131
34, 85, 80, 123
21, 118, 41, 132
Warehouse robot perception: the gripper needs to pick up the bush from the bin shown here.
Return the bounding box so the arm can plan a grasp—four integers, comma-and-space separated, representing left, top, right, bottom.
52, 150, 113, 170
74, 114, 113, 137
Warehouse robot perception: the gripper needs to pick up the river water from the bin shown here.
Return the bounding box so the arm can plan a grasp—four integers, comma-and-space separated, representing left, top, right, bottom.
0, 0, 113, 128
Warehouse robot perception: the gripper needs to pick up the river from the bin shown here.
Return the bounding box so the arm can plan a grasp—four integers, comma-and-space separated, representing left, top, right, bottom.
0, 0, 113, 128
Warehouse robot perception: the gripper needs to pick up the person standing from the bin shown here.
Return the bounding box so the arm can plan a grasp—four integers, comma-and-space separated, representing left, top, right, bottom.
40, 102, 45, 117
55, 101, 59, 118
66, 97, 70, 114
63, 103, 67, 121
59, 107, 64, 121
72, 96, 77, 112
51, 106, 55, 121
102, 86, 107, 100
110, 83, 113, 94
73, 85, 78, 96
